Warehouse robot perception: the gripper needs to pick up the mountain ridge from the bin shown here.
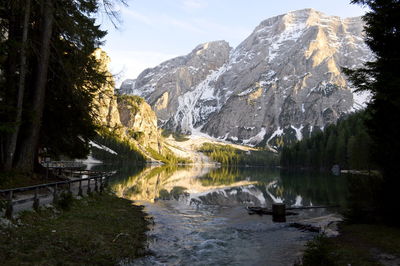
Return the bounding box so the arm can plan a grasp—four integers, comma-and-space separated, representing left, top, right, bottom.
118, 9, 373, 149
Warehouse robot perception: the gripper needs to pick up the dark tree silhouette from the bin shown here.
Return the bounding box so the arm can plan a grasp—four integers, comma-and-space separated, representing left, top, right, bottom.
347, 0, 400, 223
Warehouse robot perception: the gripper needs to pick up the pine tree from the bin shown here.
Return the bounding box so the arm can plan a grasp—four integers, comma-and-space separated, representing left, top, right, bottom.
280, 112, 372, 171
325, 128, 337, 168
348, 0, 400, 223
335, 129, 347, 168
347, 135, 358, 169
0, 0, 121, 173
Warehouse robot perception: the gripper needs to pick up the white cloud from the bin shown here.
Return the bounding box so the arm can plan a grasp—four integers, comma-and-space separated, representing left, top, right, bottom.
192, 18, 251, 46
121, 8, 154, 25
121, 7, 204, 34
160, 14, 204, 33
105, 50, 178, 87
182, 0, 208, 11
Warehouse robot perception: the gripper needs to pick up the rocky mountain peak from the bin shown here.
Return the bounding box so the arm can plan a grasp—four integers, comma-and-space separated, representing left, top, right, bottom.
193, 40, 231, 55
120, 9, 373, 149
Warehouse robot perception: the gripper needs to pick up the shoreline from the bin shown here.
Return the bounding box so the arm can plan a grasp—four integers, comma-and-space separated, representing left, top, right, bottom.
0, 193, 149, 264
298, 223, 400, 265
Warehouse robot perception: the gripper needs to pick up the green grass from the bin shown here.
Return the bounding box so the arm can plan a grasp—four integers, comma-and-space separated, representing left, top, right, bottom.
146, 147, 192, 164
92, 128, 146, 164
198, 142, 279, 166
300, 223, 400, 266
161, 129, 190, 142
0, 193, 149, 265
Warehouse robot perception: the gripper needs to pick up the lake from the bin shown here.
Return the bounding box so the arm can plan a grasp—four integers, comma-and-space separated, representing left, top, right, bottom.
102, 165, 348, 265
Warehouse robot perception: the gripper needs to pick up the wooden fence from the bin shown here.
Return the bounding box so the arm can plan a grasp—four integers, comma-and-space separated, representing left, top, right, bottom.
41, 160, 85, 169
0, 171, 113, 219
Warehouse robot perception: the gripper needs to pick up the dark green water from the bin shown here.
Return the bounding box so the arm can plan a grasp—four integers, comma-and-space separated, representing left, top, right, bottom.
95, 165, 348, 265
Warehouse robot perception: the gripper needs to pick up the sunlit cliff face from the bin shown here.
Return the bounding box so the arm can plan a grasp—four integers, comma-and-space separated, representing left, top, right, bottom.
120, 9, 372, 148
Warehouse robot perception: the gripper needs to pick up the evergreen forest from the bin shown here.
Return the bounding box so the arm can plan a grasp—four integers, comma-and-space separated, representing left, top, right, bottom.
0, 0, 128, 173
280, 112, 374, 171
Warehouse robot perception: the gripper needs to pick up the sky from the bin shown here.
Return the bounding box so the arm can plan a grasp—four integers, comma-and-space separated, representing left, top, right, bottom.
97, 0, 367, 86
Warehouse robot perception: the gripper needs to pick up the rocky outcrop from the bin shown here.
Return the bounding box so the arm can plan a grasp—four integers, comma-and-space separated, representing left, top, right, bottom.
121, 9, 373, 149
117, 95, 162, 153
93, 49, 122, 131
118, 79, 136, 95
93, 50, 165, 160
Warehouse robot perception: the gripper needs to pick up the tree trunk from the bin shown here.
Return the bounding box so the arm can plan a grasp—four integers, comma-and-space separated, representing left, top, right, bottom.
15, 0, 53, 173
4, 0, 31, 170
1, 2, 19, 168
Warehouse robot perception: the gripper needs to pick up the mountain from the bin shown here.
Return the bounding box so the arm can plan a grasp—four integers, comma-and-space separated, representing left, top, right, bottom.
118, 9, 373, 149
94, 50, 168, 161
118, 40, 232, 132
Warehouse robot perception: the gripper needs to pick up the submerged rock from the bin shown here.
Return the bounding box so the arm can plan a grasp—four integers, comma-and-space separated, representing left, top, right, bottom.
290, 213, 343, 237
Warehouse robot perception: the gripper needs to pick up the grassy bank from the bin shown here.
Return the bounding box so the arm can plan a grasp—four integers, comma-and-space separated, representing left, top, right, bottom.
161, 129, 190, 142
299, 223, 400, 266
146, 146, 192, 164
199, 142, 278, 166
92, 128, 146, 164
0, 193, 149, 265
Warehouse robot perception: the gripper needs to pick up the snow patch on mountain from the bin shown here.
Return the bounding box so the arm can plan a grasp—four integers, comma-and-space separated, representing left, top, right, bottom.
120, 9, 372, 147
291, 125, 305, 141
351, 89, 372, 111
89, 140, 117, 155
173, 63, 230, 133
242, 127, 267, 146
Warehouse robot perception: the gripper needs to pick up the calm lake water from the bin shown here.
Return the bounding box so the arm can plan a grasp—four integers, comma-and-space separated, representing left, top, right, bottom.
100, 165, 348, 266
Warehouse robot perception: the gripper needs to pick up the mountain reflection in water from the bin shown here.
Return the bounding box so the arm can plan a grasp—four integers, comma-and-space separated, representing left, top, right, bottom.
99, 165, 347, 265
108, 165, 347, 208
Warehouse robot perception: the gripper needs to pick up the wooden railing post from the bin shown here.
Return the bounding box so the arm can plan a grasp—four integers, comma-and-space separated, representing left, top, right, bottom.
94, 177, 98, 193
33, 187, 40, 210
87, 179, 91, 194
100, 177, 104, 193
53, 184, 58, 204
78, 180, 83, 197
5, 191, 13, 219
104, 175, 109, 189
